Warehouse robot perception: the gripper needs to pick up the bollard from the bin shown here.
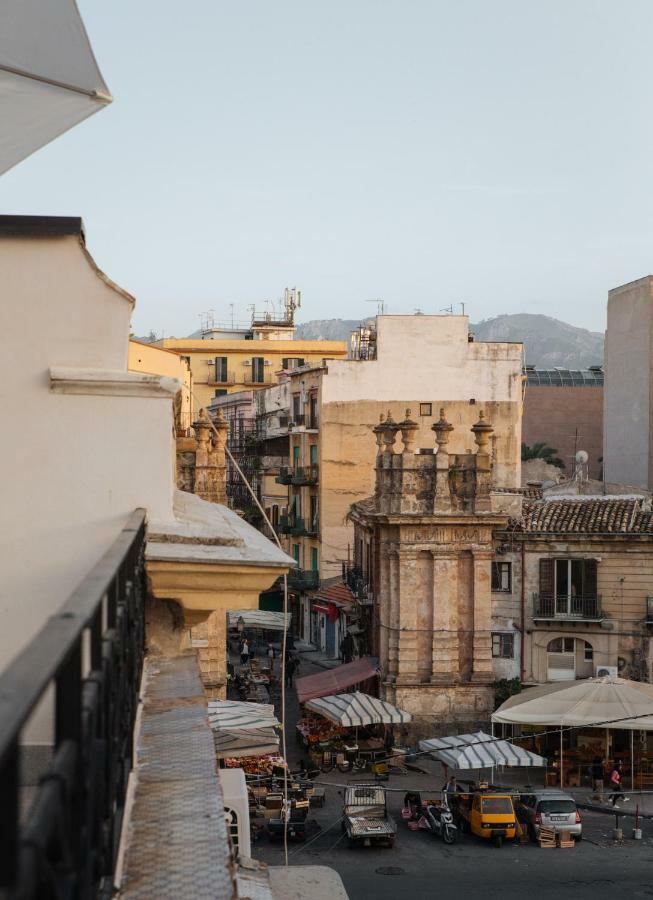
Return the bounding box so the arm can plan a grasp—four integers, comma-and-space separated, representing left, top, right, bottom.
613, 812, 623, 843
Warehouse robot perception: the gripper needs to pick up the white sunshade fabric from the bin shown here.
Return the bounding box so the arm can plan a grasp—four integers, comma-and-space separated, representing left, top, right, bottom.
419, 731, 547, 769
228, 610, 291, 631
305, 691, 412, 727
208, 700, 281, 760
0, 0, 111, 176
492, 676, 653, 731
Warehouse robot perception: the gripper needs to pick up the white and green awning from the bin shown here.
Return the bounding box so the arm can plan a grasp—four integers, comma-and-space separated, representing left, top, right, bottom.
213, 727, 280, 760
419, 731, 546, 769
304, 691, 411, 727
227, 610, 291, 631
208, 700, 281, 759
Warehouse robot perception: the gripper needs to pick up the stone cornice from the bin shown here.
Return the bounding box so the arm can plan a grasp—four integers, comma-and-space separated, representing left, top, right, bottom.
50, 367, 182, 398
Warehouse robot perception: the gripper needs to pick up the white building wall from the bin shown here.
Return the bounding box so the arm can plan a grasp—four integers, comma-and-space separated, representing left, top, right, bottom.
0, 231, 176, 705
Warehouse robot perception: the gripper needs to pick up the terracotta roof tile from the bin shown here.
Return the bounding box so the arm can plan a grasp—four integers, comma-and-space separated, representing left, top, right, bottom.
313, 583, 356, 605
518, 498, 653, 534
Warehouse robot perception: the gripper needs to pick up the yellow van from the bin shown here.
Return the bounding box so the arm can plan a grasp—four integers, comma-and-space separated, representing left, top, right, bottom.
454, 792, 517, 847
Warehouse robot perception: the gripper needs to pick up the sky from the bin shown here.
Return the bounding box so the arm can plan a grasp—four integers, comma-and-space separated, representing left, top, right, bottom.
2, 1, 653, 336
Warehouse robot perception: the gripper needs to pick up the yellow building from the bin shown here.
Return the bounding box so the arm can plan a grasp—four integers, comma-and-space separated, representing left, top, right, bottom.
156, 323, 347, 416
129, 338, 193, 433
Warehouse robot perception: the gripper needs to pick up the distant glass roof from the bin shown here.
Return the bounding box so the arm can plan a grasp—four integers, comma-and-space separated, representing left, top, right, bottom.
523, 367, 603, 387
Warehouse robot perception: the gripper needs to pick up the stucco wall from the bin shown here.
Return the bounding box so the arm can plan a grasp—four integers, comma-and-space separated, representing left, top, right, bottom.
129, 339, 192, 425
522, 385, 603, 479
604, 277, 653, 489
0, 234, 176, 715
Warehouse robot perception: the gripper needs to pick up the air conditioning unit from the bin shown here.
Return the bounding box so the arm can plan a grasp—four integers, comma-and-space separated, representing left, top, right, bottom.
596, 666, 618, 678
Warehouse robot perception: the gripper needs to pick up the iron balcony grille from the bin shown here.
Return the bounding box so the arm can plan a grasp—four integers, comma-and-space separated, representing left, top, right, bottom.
275, 466, 293, 485
290, 414, 305, 428
0, 509, 147, 898
288, 569, 320, 591
206, 370, 236, 386
533, 593, 603, 620
243, 371, 273, 385
291, 465, 319, 486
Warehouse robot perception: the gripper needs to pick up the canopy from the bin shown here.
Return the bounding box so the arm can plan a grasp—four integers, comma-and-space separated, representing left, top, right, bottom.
296, 657, 379, 704
228, 610, 291, 631
208, 700, 279, 731
419, 731, 547, 769
213, 727, 280, 760
492, 676, 653, 730
305, 691, 411, 727
0, 0, 112, 176
208, 700, 280, 760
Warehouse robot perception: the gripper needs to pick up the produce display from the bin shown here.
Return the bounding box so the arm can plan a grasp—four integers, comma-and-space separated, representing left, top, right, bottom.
296, 717, 346, 745
224, 754, 287, 775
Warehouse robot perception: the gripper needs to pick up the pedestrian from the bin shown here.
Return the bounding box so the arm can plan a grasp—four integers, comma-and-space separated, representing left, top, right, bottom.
443, 776, 459, 794
267, 642, 275, 672
608, 761, 630, 807
284, 655, 296, 687
240, 638, 250, 666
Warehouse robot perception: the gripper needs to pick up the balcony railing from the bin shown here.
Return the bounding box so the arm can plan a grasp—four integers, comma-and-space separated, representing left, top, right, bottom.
275, 466, 293, 485
206, 370, 236, 386
277, 514, 305, 535
289, 414, 305, 429
343, 563, 371, 602
291, 465, 319, 486
288, 569, 320, 591
0, 509, 147, 897
305, 517, 319, 536
243, 371, 273, 385
533, 594, 603, 620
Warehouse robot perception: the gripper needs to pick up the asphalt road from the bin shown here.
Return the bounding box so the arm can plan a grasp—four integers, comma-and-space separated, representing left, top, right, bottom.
254, 776, 653, 899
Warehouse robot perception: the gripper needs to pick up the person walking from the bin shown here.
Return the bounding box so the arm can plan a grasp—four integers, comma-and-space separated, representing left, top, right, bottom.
608, 761, 630, 806
267, 642, 275, 672
592, 755, 605, 798
284, 655, 296, 687
240, 638, 250, 666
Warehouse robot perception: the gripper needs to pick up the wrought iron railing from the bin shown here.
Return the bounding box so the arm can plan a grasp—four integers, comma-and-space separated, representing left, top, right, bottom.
533, 593, 603, 619
0, 509, 147, 898
288, 569, 320, 591
275, 466, 293, 485
343, 563, 370, 601
291, 465, 319, 486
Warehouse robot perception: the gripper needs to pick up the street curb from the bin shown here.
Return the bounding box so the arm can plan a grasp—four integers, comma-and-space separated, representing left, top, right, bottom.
297, 649, 342, 671
577, 801, 653, 820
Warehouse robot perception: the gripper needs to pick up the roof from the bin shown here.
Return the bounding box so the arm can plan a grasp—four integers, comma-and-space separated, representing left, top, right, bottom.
516, 497, 653, 534
0, 215, 84, 238
312, 583, 356, 606
524, 367, 603, 387
495, 485, 544, 500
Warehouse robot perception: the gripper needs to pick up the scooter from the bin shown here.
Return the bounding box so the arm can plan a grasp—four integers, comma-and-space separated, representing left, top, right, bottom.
401, 791, 457, 844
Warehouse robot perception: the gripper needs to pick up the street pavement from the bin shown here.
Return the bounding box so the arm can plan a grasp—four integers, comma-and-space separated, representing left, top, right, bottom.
250, 652, 653, 899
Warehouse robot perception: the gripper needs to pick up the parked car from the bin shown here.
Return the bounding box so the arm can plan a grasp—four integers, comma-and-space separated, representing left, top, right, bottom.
451, 791, 518, 847
342, 784, 396, 848
515, 790, 582, 841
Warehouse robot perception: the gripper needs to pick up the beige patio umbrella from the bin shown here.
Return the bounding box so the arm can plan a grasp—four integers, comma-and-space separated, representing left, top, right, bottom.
0, 0, 112, 175
492, 676, 653, 789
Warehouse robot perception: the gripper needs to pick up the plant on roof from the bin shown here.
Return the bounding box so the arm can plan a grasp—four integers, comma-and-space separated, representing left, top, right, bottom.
521, 442, 565, 469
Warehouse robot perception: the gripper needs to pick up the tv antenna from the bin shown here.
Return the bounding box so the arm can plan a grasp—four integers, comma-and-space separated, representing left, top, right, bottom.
440, 304, 454, 315
365, 298, 385, 315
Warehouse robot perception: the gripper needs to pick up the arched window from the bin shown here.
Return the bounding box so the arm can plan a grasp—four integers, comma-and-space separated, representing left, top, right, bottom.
547, 637, 594, 681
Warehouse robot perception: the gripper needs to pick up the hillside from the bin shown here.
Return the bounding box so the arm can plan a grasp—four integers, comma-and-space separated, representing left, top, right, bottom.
296, 313, 604, 369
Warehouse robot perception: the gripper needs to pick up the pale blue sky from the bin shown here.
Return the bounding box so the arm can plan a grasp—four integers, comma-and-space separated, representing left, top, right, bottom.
2, 1, 653, 335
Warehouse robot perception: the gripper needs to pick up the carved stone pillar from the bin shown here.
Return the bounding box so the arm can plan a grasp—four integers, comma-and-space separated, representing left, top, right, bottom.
430, 554, 460, 683
395, 549, 420, 684
432, 409, 453, 513
377, 548, 391, 676
471, 411, 493, 513
387, 552, 400, 679
471, 549, 494, 682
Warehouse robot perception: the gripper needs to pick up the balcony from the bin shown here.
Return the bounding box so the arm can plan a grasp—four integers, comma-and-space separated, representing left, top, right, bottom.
277, 514, 305, 535
206, 369, 236, 386
289, 414, 305, 430
343, 563, 372, 603
275, 466, 293, 485
243, 371, 273, 385
533, 594, 603, 621
288, 569, 320, 591
291, 465, 319, 486
305, 517, 319, 537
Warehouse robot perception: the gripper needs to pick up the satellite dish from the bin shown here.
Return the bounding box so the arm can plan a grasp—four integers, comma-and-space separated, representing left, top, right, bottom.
576, 450, 589, 464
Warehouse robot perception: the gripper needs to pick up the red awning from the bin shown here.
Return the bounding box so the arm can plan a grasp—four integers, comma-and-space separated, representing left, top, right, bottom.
296, 657, 379, 704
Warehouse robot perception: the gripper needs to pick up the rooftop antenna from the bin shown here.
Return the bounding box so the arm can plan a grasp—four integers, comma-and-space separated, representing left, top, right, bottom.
574, 450, 589, 486
460, 301, 466, 316
365, 298, 385, 316
440, 304, 454, 315
284, 287, 301, 323
229, 303, 235, 329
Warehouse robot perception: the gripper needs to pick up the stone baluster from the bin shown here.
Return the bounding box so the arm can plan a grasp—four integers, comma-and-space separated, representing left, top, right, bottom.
471, 411, 493, 512
431, 408, 453, 513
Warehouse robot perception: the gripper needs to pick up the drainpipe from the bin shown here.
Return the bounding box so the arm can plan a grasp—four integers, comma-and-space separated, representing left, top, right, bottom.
520, 540, 526, 682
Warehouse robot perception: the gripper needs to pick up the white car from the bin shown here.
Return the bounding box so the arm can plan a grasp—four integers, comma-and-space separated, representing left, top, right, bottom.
516, 790, 582, 840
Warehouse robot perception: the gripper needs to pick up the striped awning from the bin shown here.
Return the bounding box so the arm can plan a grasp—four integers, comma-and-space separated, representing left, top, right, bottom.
227, 610, 291, 631
208, 700, 279, 731
419, 731, 546, 769
304, 691, 411, 727
213, 727, 280, 760
296, 657, 379, 703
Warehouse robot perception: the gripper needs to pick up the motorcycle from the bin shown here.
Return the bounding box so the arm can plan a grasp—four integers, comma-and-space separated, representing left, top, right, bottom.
401, 791, 457, 844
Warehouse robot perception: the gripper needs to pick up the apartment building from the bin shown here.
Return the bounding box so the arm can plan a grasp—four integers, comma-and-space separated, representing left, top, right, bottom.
156, 296, 347, 416
271, 314, 523, 652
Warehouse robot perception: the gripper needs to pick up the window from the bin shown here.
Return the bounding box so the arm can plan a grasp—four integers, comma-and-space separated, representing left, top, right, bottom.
419, 402, 432, 417
584, 640, 594, 662
293, 544, 300, 564
282, 357, 305, 370
293, 445, 300, 466
309, 395, 318, 428
214, 388, 228, 397
214, 356, 228, 382
311, 547, 319, 572
292, 394, 301, 421
539, 558, 598, 617
271, 505, 279, 527
310, 444, 318, 466
548, 637, 574, 653
251, 357, 265, 383
492, 633, 514, 659
310, 495, 318, 530
491, 561, 511, 592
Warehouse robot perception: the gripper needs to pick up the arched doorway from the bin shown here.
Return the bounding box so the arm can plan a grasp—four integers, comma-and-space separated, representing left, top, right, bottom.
547, 637, 594, 681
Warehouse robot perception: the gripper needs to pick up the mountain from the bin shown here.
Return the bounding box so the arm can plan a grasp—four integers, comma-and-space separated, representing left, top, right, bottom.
296, 313, 604, 369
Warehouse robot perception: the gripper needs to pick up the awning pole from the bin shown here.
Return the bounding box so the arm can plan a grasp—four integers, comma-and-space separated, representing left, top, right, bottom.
560, 727, 563, 789
631, 729, 635, 793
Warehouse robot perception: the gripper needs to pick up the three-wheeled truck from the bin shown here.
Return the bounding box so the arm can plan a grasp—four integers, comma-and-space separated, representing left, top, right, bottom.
342, 784, 396, 848
450, 790, 518, 847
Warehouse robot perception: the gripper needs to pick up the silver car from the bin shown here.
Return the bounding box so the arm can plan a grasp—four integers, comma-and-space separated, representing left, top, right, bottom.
516, 790, 582, 841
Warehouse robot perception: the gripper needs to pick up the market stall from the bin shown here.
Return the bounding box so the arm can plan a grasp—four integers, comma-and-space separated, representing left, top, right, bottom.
419, 730, 546, 782
296, 657, 379, 703
208, 700, 281, 763
492, 676, 653, 789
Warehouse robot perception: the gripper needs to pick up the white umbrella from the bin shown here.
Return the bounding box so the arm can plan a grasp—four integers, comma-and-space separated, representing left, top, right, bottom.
305, 691, 411, 727
228, 610, 291, 631
207, 700, 279, 731
419, 730, 546, 769
0, 0, 111, 175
